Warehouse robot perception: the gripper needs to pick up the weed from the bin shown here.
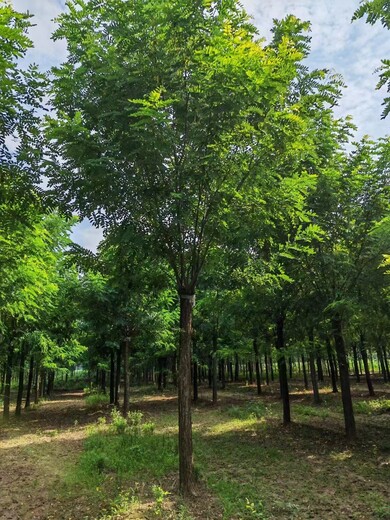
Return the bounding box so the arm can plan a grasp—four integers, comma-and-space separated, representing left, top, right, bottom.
355, 398, 390, 415
152, 485, 170, 516
85, 392, 109, 408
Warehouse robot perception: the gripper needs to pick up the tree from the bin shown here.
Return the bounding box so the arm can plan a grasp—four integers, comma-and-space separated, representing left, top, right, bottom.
46, 1, 337, 493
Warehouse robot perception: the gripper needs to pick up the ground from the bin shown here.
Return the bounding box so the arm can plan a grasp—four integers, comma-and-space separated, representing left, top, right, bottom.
0, 380, 389, 520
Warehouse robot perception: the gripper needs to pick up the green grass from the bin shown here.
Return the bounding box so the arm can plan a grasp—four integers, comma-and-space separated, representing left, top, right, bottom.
84, 392, 110, 408
354, 398, 390, 415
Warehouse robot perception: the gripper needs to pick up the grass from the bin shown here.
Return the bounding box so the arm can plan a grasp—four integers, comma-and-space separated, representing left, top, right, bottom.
84, 392, 110, 408
5, 381, 390, 519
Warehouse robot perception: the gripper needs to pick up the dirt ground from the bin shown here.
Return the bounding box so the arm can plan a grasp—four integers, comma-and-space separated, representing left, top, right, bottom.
0, 382, 389, 520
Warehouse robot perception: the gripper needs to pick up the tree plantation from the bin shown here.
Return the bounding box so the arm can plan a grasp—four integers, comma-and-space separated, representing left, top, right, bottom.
0, 1, 389, 519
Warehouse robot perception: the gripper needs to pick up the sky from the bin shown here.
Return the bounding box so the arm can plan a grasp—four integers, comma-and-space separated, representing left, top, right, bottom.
11, 0, 390, 251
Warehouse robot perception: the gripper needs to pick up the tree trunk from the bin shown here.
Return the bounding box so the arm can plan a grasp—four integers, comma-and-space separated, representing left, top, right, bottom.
3, 345, 14, 420
264, 354, 270, 385
234, 353, 239, 382
308, 330, 321, 404
25, 355, 34, 409
248, 361, 254, 385
253, 337, 262, 395
316, 356, 324, 382
333, 316, 356, 440
34, 364, 40, 404
326, 339, 338, 393
360, 334, 374, 397
123, 337, 130, 415
110, 350, 115, 404
178, 292, 194, 496
382, 345, 390, 381
208, 355, 212, 388
115, 344, 121, 407
301, 354, 309, 390
15, 344, 26, 417
212, 334, 218, 403
275, 315, 290, 424
220, 359, 226, 390
352, 343, 360, 383
193, 361, 198, 402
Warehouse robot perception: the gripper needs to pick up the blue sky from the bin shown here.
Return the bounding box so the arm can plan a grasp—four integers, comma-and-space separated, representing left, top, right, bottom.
11, 0, 390, 250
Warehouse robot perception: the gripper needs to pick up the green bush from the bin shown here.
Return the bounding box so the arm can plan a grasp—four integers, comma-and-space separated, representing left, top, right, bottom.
109, 409, 155, 436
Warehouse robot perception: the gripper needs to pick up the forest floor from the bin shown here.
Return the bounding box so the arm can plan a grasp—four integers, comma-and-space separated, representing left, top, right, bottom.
0, 379, 389, 520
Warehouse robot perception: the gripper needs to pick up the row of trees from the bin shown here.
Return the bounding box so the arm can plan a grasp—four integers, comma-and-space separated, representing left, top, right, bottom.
1, 0, 389, 495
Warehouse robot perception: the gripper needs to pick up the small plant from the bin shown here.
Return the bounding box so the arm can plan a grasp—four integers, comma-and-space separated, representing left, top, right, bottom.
110, 409, 128, 434
151, 485, 170, 516
244, 498, 266, 519
109, 409, 155, 436
85, 392, 109, 408
355, 399, 390, 415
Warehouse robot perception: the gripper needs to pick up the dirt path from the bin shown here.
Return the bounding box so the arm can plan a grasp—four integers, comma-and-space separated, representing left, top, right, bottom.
0, 392, 98, 520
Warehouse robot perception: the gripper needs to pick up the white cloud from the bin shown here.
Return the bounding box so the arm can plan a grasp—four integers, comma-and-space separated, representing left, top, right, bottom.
71, 219, 104, 253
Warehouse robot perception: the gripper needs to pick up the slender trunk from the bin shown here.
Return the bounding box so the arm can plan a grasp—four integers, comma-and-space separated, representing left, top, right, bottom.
352, 343, 360, 383
15, 344, 26, 417
34, 364, 40, 404
333, 316, 356, 440
382, 345, 390, 381
178, 293, 194, 496
276, 315, 290, 424
193, 361, 198, 402
248, 361, 254, 385
3, 345, 14, 420
326, 339, 338, 393
253, 337, 262, 395
264, 354, 270, 385
288, 357, 293, 379
208, 355, 212, 388
270, 356, 274, 382
317, 356, 324, 382
0, 366, 5, 395
220, 359, 225, 390
301, 354, 309, 390
308, 330, 321, 404
360, 334, 374, 397
123, 338, 130, 415
212, 334, 218, 403
158, 358, 163, 392
25, 355, 34, 409
109, 350, 115, 404
229, 360, 233, 382
234, 353, 239, 382
115, 344, 121, 407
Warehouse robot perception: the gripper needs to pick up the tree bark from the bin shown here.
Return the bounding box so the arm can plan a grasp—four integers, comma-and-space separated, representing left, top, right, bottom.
25, 355, 34, 409
3, 345, 14, 420
253, 337, 262, 395
109, 350, 115, 404
308, 330, 321, 404
359, 333, 374, 397
234, 353, 239, 382
264, 354, 270, 385
275, 315, 290, 424
123, 337, 130, 415
178, 293, 194, 496
326, 339, 338, 393
301, 354, 309, 390
332, 316, 356, 440
352, 343, 360, 383
212, 334, 218, 403
15, 344, 26, 417
115, 344, 121, 407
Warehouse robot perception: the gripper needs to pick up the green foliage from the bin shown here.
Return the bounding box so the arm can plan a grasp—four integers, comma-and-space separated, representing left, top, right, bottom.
354, 398, 390, 415
151, 485, 170, 516
84, 392, 109, 408
109, 409, 155, 436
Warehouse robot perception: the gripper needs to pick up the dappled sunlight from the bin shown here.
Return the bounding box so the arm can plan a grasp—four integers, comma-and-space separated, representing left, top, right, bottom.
203, 417, 261, 437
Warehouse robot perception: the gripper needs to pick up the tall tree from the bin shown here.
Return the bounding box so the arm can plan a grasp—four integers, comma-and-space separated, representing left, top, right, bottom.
46, 1, 337, 493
